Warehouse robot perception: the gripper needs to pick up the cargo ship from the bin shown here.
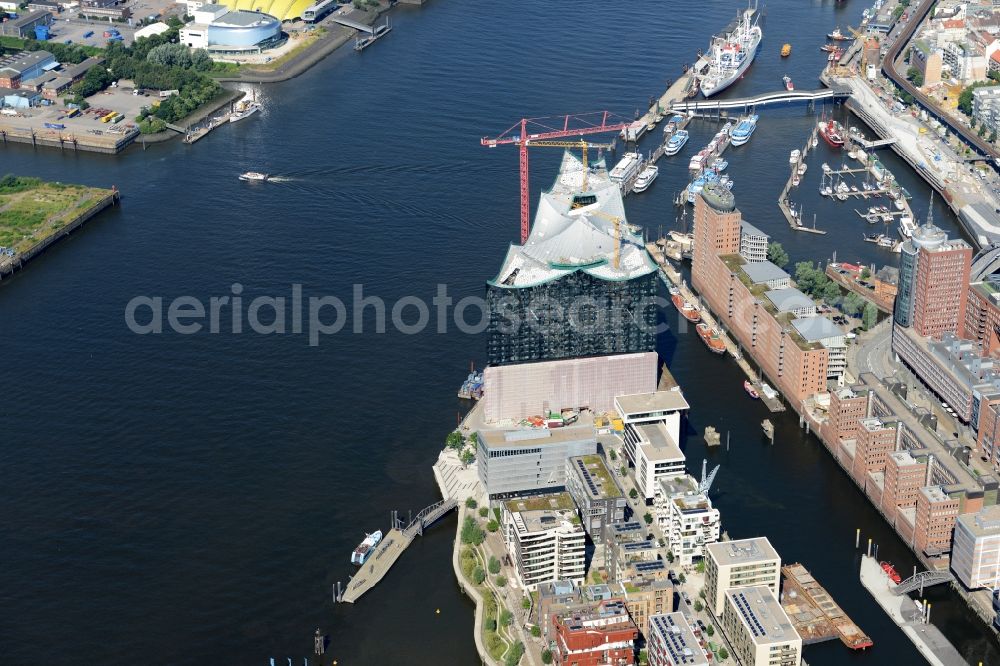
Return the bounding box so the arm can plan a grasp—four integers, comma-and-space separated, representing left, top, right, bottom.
352, 530, 383, 565
696, 323, 726, 354
699, 4, 763, 97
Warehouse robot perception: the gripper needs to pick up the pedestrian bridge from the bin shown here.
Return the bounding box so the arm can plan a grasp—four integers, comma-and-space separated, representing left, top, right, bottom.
670, 86, 853, 113
891, 570, 954, 596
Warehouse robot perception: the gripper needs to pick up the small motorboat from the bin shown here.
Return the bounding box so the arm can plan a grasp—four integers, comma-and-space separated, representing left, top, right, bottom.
783, 75, 794, 91
744, 380, 760, 399
239, 171, 269, 182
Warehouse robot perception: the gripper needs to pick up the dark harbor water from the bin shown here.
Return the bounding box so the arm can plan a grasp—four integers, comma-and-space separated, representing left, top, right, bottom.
2, 1, 997, 664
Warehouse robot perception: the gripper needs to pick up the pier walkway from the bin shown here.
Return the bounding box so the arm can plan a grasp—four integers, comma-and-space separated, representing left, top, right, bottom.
340, 497, 457, 603
859, 555, 968, 666
670, 87, 852, 114
779, 126, 825, 234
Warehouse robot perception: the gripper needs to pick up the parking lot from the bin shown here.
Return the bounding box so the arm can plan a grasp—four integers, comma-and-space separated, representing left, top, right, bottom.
0, 86, 152, 136
45, 13, 137, 47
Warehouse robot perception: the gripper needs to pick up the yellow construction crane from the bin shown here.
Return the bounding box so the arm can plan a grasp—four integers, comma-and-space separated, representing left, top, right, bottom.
524, 139, 616, 189
569, 201, 624, 271
847, 24, 866, 40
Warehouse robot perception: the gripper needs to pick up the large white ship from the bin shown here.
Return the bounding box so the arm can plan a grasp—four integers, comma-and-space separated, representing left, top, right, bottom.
699, 5, 763, 98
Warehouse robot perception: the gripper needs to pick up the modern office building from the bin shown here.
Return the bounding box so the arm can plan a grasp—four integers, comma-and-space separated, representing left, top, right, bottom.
502, 493, 587, 590
893, 329, 1000, 424
565, 454, 626, 542
691, 185, 830, 407
647, 613, 711, 666
615, 389, 690, 500
485, 152, 658, 367
893, 219, 972, 337
951, 504, 1000, 590
552, 599, 639, 666
654, 475, 721, 565
476, 425, 597, 499
740, 221, 769, 264
704, 537, 781, 616
721, 586, 802, 666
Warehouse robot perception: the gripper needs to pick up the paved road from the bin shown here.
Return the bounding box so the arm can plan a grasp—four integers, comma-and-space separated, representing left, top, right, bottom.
848, 319, 894, 380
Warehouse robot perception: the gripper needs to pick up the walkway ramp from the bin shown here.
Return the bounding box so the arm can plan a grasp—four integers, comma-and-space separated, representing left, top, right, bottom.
331, 15, 373, 33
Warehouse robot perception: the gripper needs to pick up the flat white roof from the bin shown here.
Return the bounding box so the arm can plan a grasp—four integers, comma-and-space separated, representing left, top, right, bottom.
706, 537, 779, 566
616, 389, 689, 415
635, 423, 683, 462
725, 585, 799, 646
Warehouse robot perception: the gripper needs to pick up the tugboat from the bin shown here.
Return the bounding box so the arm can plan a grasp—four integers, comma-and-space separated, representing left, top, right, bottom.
827, 27, 850, 41
744, 380, 760, 399
352, 530, 384, 565
781, 43, 791, 57
697, 322, 727, 354
239, 171, 269, 182
783, 75, 794, 91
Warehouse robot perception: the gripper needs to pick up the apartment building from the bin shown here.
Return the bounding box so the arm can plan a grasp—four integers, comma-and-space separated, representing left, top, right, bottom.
655, 475, 721, 565
704, 538, 781, 617
502, 493, 586, 590
552, 599, 638, 666
722, 586, 802, 666
647, 613, 711, 666
565, 454, 626, 543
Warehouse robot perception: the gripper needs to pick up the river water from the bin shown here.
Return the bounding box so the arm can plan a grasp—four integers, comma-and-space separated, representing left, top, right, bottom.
2, 1, 997, 664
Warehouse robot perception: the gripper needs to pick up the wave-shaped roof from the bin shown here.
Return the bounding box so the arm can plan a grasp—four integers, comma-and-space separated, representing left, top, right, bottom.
218, 0, 311, 21
489, 151, 656, 289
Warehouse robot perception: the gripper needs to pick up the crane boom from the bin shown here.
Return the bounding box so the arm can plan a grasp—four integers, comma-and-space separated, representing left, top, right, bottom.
482, 112, 631, 243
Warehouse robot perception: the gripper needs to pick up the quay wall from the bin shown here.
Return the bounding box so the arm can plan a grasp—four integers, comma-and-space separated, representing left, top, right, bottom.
0, 191, 119, 281
0, 124, 137, 154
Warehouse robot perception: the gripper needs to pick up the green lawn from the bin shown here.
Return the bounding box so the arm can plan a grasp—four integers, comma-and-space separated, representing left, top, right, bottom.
0, 176, 111, 250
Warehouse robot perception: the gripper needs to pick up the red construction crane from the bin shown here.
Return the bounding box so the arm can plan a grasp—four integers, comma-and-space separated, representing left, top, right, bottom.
481, 111, 632, 243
